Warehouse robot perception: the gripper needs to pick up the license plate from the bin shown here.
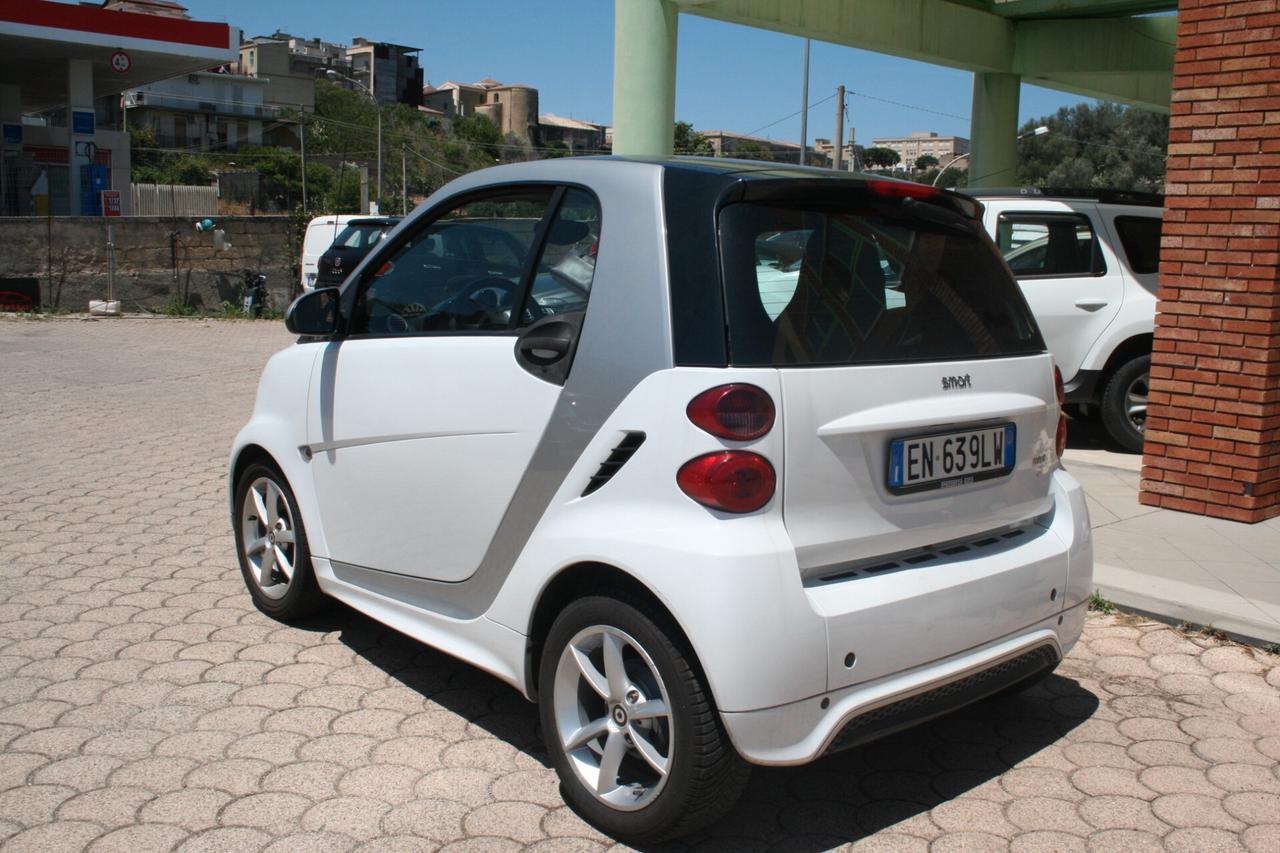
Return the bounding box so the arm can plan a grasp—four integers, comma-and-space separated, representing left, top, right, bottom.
888, 424, 1016, 494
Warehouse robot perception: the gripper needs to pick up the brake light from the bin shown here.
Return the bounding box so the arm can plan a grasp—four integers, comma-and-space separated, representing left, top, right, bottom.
687, 384, 775, 440
1054, 367, 1068, 460
867, 179, 941, 201
677, 451, 776, 513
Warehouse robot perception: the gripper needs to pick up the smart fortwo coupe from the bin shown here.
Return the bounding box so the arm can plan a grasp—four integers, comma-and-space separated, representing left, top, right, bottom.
230, 157, 1092, 842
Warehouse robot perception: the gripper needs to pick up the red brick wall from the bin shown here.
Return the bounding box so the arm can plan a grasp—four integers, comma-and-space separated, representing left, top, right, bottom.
1141, 0, 1280, 522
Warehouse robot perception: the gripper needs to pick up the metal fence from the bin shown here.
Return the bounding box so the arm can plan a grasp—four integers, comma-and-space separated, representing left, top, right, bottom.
130, 183, 218, 217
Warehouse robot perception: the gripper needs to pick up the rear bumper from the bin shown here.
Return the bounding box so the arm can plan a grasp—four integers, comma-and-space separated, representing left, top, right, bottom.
721, 602, 1085, 765
718, 467, 1092, 766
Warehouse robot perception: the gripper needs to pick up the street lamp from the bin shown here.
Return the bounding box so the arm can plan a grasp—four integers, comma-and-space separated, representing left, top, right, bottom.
327, 68, 381, 211
933, 125, 1048, 187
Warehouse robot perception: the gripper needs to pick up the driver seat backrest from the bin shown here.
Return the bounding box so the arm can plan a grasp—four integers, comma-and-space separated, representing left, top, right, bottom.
772, 218, 886, 364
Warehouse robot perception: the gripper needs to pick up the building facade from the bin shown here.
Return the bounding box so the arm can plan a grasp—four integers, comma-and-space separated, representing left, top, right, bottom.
124, 71, 269, 151
237, 33, 351, 114
538, 114, 607, 154
423, 79, 539, 144
870, 131, 969, 169
346, 38, 422, 108
701, 130, 804, 163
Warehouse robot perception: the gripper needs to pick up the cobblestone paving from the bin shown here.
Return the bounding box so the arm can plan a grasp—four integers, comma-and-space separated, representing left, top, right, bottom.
1, 316, 1279, 853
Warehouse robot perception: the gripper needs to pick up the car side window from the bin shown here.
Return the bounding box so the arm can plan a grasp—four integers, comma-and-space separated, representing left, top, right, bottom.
1113, 215, 1162, 275
995, 213, 1106, 278
520, 188, 601, 321
349, 188, 553, 335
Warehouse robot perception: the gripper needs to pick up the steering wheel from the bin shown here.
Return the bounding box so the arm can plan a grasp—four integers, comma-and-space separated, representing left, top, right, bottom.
439, 276, 548, 328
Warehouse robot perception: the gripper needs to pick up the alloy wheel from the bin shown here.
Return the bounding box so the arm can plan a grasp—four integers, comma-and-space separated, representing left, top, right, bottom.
1125, 370, 1150, 434
239, 476, 297, 600
552, 625, 674, 811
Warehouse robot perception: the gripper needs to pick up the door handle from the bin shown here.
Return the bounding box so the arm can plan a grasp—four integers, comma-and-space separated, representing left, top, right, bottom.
1074, 298, 1108, 311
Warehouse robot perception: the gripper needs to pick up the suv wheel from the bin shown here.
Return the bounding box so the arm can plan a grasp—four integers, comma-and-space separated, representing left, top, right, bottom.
234, 462, 326, 620
538, 595, 749, 843
1100, 355, 1151, 454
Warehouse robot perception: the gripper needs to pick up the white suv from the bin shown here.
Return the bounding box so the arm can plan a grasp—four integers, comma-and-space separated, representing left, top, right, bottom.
230, 158, 1092, 842
966, 188, 1161, 452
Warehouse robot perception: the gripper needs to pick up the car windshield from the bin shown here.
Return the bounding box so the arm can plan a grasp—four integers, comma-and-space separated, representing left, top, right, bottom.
332, 223, 392, 250
719, 198, 1045, 366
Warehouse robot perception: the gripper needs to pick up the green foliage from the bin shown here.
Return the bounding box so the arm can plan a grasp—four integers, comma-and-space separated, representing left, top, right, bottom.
155, 297, 198, 317
673, 121, 714, 156
915, 154, 939, 171
1015, 102, 1168, 192
915, 166, 968, 189
863, 147, 901, 169
1087, 590, 1116, 615
732, 140, 774, 162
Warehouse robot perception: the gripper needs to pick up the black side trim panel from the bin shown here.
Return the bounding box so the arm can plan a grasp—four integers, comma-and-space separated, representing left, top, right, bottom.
664, 169, 741, 366
824, 645, 1060, 755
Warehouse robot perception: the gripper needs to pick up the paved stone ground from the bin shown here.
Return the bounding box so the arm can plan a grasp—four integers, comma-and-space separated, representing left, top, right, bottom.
1, 315, 1279, 853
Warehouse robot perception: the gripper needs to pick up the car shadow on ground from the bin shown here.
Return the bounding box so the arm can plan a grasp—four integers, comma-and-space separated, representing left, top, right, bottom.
289, 603, 1100, 851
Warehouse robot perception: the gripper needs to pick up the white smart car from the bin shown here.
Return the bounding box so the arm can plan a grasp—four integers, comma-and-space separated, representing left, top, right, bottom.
230, 157, 1092, 842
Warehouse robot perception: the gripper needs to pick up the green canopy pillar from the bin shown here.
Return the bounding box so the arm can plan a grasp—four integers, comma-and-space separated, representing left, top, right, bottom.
612, 0, 679, 156
969, 71, 1021, 187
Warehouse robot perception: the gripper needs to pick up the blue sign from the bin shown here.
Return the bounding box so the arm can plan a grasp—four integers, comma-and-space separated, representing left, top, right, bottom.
1, 124, 20, 145
72, 110, 95, 135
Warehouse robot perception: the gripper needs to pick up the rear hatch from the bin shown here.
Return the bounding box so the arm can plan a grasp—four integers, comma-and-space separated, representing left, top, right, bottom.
317, 218, 399, 287
719, 182, 1060, 575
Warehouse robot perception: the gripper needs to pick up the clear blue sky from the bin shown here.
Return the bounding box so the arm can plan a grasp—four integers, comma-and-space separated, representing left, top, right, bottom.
184, 0, 1096, 145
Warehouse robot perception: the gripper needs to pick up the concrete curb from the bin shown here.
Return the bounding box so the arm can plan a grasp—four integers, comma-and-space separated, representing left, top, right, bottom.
1094, 562, 1280, 647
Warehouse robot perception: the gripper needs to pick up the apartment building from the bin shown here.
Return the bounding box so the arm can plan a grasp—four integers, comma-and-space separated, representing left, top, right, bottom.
871, 131, 969, 168
347, 38, 423, 108
124, 70, 270, 151
423, 79, 539, 144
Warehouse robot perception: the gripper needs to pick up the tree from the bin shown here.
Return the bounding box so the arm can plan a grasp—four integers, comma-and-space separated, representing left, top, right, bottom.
732, 140, 774, 162
915, 154, 939, 172
862, 147, 901, 170
673, 121, 713, 156
1014, 102, 1168, 192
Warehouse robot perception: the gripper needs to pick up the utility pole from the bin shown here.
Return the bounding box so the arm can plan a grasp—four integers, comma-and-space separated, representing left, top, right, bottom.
833, 85, 845, 171
298, 106, 307, 212
375, 105, 382, 211
401, 146, 407, 216
799, 39, 810, 166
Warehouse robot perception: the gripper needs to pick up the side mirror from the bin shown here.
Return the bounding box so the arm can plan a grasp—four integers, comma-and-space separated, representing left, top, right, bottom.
285, 287, 340, 336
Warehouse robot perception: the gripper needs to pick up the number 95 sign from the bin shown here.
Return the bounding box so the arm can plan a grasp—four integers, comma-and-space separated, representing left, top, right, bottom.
110, 50, 131, 74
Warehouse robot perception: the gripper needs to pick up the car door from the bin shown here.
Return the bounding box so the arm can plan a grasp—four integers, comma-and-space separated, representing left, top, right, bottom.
986, 201, 1124, 383
307, 185, 601, 582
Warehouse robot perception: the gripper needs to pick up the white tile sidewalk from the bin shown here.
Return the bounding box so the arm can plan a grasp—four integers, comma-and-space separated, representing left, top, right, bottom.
1065, 447, 1280, 645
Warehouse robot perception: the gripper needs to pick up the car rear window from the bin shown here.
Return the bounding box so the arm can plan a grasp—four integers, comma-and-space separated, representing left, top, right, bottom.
1113, 215, 1162, 275
718, 200, 1045, 367
333, 223, 391, 250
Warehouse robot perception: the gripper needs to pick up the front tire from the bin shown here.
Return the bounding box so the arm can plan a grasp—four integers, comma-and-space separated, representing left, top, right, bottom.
1100, 355, 1150, 453
233, 461, 326, 620
538, 595, 749, 843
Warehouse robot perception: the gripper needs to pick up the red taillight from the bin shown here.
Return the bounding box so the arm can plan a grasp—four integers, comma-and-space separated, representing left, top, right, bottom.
1054, 367, 1068, 459
677, 451, 776, 513
867, 179, 941, 201
687, 384, 775, 441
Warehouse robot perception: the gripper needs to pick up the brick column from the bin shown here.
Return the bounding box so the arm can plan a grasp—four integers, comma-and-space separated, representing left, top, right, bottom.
1141, 0, 1280, 523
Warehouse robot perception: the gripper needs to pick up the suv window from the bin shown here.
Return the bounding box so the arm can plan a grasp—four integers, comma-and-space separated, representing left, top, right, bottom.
995, 213, 1106, 278
333, 222, 392, 250
1113, 215, 1162, 275
350, 189, 553, 335
719, 201, 1044, 366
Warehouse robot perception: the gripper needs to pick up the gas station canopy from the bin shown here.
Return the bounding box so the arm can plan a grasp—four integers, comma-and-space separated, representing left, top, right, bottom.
0, 1, 240, 113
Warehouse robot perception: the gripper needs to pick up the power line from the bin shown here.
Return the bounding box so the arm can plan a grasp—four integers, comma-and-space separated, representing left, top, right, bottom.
744, 92, 836, 138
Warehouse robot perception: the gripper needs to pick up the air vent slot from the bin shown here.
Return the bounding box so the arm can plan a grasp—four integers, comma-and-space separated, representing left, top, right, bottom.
581, 432, 646, 497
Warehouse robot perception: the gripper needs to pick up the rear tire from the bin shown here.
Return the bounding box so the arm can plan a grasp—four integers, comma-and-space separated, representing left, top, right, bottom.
1100, 355, 1150, 453
233, 461, 326, 621
538, 595, 749, 843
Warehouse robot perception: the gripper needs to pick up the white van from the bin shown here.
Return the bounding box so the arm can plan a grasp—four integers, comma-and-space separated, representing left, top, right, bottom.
300, 215, 360, 291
